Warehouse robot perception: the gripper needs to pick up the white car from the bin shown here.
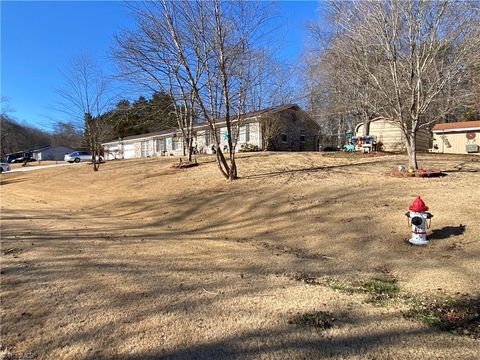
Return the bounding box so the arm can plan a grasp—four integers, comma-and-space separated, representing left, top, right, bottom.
0, 162, 11, 173
64, 151, 92, 163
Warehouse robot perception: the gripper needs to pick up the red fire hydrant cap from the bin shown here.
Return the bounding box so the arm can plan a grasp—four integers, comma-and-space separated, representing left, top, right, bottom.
409, 196, 429, 212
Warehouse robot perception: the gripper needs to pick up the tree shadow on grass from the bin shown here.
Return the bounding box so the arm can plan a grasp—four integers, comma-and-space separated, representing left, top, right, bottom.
87, 325, 436, 360
242, 159, 391, 179
0, 176, 25, 186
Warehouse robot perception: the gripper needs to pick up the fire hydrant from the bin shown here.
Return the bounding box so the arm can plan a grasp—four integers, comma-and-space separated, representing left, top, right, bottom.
405, 196, 433, 245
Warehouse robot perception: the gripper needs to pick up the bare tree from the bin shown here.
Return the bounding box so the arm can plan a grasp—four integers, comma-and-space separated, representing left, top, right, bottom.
115, 0, 274, 180
309, 0, 480, 169
51, 121, 83, 148
56, 53, 114, 171
1, 96, 15, 117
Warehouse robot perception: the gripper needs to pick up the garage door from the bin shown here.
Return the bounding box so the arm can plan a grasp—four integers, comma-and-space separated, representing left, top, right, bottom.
123, 144, 136, 159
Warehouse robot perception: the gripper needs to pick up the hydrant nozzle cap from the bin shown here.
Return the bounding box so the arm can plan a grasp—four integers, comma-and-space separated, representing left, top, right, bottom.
409, 196, 429, 212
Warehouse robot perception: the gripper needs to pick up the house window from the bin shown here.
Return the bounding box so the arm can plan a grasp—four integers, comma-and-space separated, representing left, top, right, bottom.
172, 137, 181, 151
300, 135, 306, 142
231, 127, 237, 141
239, 126, 245, 142
141, 141, 149, 158
204, 130, 211, 146
281, 133, 288, 143
245, 124, 250, 142
155, 139, 166, 152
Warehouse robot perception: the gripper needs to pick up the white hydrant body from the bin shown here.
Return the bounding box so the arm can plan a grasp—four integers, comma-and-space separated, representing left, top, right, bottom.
405, 196, 433, 245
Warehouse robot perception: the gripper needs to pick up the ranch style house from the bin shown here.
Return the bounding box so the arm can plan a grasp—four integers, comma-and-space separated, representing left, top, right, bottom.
102, 104, 320, 160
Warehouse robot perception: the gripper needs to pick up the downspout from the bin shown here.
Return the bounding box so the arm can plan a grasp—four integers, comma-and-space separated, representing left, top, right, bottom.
442, 129, 444, 154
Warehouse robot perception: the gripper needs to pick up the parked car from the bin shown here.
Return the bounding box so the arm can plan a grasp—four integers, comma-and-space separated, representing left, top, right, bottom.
64, 151, 104, 163
0, 162, 11, 173
11, 157, 36, 164
7, 153, 35, 163
65, 151, 91, 163
6, 153, 23, 163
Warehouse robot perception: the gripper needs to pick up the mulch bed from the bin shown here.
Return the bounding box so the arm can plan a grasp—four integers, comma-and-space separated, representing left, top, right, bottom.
389, 168, 446, 178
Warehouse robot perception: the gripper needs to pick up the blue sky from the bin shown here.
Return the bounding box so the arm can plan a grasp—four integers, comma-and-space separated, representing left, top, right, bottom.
1, 1, 322, 131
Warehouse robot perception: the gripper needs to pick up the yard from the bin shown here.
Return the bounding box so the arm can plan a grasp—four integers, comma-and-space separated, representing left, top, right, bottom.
1, 152, 479, 359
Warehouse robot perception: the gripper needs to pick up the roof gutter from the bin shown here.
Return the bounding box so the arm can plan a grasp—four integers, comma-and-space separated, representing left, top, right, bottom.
432, 127, 480, 133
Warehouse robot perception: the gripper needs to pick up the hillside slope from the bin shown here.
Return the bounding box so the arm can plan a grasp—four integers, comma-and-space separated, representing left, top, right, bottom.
1, 152, 479, 359
0, 115, 51, 156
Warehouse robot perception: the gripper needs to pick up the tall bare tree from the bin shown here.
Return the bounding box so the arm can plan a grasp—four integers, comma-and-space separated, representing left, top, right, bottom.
56, 53, 114, 171
115, 0, 273, 179
309, 0, 480, 169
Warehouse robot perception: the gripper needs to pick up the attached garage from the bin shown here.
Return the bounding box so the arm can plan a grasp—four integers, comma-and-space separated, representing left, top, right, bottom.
123, 144, 136, 159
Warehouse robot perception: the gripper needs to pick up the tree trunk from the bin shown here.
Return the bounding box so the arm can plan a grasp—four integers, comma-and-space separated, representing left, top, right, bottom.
215, 148, 230, 179
187, 136, 193, 162
229, 159, 237, 180
362, 118, 370, 137
228, 150, 237, 180
405, 131, 418, 170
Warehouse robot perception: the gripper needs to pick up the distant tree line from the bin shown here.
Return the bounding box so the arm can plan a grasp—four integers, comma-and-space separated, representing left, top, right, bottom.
0, 115, 53, 157
0, 91, 179, 160
103, 92, 179, 140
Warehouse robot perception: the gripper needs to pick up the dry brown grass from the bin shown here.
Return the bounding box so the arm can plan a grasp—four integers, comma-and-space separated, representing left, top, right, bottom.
1, 152, 479, 359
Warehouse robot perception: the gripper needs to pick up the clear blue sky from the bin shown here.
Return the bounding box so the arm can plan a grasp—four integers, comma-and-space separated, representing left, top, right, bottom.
1, 1, 322, 131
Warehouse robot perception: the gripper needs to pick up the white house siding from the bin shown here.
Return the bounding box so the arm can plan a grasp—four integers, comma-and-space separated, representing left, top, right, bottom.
105, 118, 298, 159
194, 121, 262, 154
248, 122, 262, 148
162, 136, 184, 156
194, 130, 211, 153
105, 145, 119, 160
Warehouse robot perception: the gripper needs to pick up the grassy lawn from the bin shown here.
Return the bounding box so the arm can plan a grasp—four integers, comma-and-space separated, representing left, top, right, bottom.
1, 152, 479, 359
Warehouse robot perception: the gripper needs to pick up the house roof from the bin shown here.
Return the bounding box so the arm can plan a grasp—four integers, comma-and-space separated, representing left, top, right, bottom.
432, 121, 480, 133
114, 128, 179, 143
192, 104, 300, 129
221, 103, 300, 121
6, 145, 50, 156
102, 104, 301, 145
31, 145, 76, 153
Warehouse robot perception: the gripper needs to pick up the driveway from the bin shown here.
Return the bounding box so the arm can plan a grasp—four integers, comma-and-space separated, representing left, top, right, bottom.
5, 163, 78, 174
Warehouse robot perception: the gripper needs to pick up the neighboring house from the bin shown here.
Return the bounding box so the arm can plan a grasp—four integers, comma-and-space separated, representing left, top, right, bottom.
102, 104, 320, 160
31, 145, 77, 161
355, 119, 431, 152
431, 121, 480, 155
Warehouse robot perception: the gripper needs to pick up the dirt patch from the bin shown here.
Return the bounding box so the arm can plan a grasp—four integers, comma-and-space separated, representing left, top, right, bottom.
288, 311, 336, 330
2, 248, 22, 256
404, 295, 480, 339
